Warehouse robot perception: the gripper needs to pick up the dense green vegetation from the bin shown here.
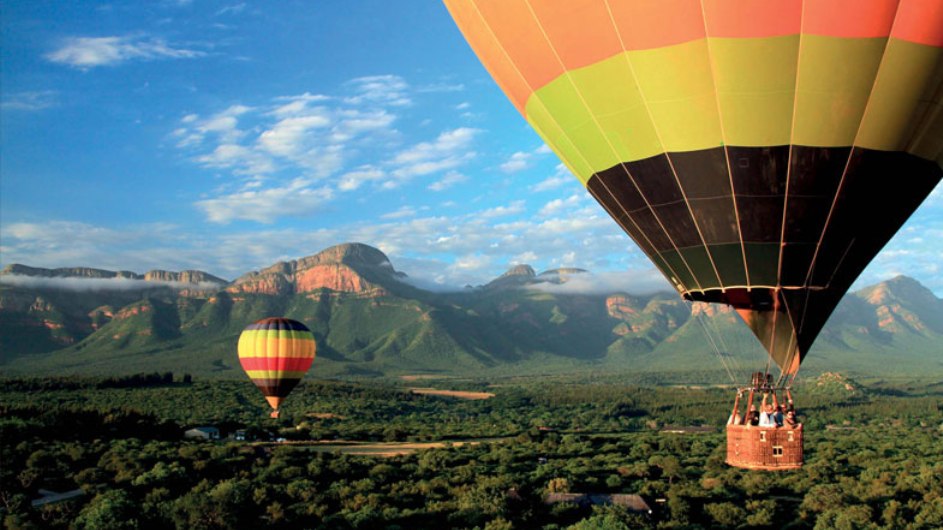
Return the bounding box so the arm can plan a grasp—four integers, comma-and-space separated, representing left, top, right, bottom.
1, 374, 941, 529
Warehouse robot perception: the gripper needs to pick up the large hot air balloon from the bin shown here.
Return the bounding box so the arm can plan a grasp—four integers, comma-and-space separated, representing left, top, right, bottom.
445, 0, 943, 469
238, 318, 316, 418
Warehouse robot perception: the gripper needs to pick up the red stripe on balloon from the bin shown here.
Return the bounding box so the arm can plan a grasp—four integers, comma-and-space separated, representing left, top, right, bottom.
239, 356, 314, 372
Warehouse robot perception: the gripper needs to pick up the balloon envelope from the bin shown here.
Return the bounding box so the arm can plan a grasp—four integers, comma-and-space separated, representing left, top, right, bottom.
238, 317, 316, 414
445, 0, 943, 375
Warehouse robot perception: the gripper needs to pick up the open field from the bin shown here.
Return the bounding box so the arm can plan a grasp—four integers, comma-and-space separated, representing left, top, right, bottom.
409, 387, 495, 400
305, 412, 345, 419
399, 374, 453, 381
257, 437, 509, 456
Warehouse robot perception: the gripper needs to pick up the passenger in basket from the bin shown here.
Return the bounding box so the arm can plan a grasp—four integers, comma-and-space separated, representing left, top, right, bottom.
773, 405, 784, 427
785, 410, 799, 428
758, 403, 775, 427
747, 405, 760, 426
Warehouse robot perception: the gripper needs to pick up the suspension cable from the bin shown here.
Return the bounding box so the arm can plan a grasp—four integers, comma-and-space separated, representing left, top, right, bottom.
703, 305, 746, 381
690, 302, 737, 384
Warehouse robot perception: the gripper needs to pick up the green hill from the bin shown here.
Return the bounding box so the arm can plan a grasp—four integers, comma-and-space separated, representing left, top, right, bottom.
2, 243, 941, 381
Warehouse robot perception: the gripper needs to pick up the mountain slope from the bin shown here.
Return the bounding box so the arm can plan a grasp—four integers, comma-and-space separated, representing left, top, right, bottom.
1, 243, 941, 379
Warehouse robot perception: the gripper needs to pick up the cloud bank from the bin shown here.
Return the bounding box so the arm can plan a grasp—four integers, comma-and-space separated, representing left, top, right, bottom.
0, 275, 222, 292
526, 270, 672, 295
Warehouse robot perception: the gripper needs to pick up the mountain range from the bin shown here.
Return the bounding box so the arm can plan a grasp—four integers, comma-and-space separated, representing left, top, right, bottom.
1, 243, 941, 381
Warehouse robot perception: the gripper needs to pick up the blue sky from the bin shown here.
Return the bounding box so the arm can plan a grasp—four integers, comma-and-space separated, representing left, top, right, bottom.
1, 1, 941, 295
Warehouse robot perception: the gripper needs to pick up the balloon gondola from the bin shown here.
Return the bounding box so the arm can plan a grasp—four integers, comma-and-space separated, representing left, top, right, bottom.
238, 318, 317, 418
444, 0, 943, 469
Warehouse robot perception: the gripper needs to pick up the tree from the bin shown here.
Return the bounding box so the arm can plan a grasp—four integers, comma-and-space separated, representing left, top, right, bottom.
547, 477, 570, 494
705, 502, 746, 528
744, 499, 775, 527
566, 505, 651, 530
73, 490, 140, 530
173, 479, 253, 530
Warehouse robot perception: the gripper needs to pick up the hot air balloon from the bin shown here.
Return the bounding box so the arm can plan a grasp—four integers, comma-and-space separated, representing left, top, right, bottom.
238, 317, 316, 418
444, 0, 943, 469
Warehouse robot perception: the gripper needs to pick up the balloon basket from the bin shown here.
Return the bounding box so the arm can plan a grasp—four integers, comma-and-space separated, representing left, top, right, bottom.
270, 410, 280, 419
726, 424, 803, 470
725, 377, 803, 470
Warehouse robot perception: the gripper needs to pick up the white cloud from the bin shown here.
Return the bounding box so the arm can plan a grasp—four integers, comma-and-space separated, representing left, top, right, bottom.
216, 3, 247, 16
1, 91, 58, 111
344, 75, 411, 107
451, 254, 494, 272
513, 251, 538, 263
390, 127, 477, 165
480, 200, 526, 219
46, 35, 205, 69
500, 144, 551, 173
196, 179, 334, 223
271, 93, 331, 117
200, 105, 250, 130
381, 206, 417, 220
258, 114, 332, 156
174, 75, 485, 224
177, 86, 405, 196
533, 164, 575, 192
500, 151, 532, 173
428, 170, 467, 192
338, 166, 386, 191
539, 194, 584, 217
388, 127, 479, 184
416, 82, 465, 94
0, 221, 219, 276
330, 109, 396, 140
174, 105, 251, 147
527, 270, 671, 295
196, 143, 276, 175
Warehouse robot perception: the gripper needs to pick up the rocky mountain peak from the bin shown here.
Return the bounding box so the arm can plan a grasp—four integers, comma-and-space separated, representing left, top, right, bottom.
502, 264, 536, 278
484, 264, 537, 290
859, 275, 937, 305
228, 243, 398, 296
306, 242, 393, 269
855, 275, 943, 334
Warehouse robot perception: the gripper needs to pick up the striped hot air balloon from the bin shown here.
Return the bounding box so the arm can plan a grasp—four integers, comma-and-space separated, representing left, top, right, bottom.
238, 317, 316, 418
444, 0, 943, 383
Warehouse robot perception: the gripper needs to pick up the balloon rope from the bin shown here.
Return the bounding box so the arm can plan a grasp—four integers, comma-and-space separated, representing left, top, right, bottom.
703, 306, 744, 381
690, 303, 736, 383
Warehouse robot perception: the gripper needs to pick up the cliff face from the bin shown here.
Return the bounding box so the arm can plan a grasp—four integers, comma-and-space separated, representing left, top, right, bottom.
143, 270, 227, 285
227, 243, 397, 296
606, 295, 639, 320
1, 264, 225, 286
1, 264, 139, 279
